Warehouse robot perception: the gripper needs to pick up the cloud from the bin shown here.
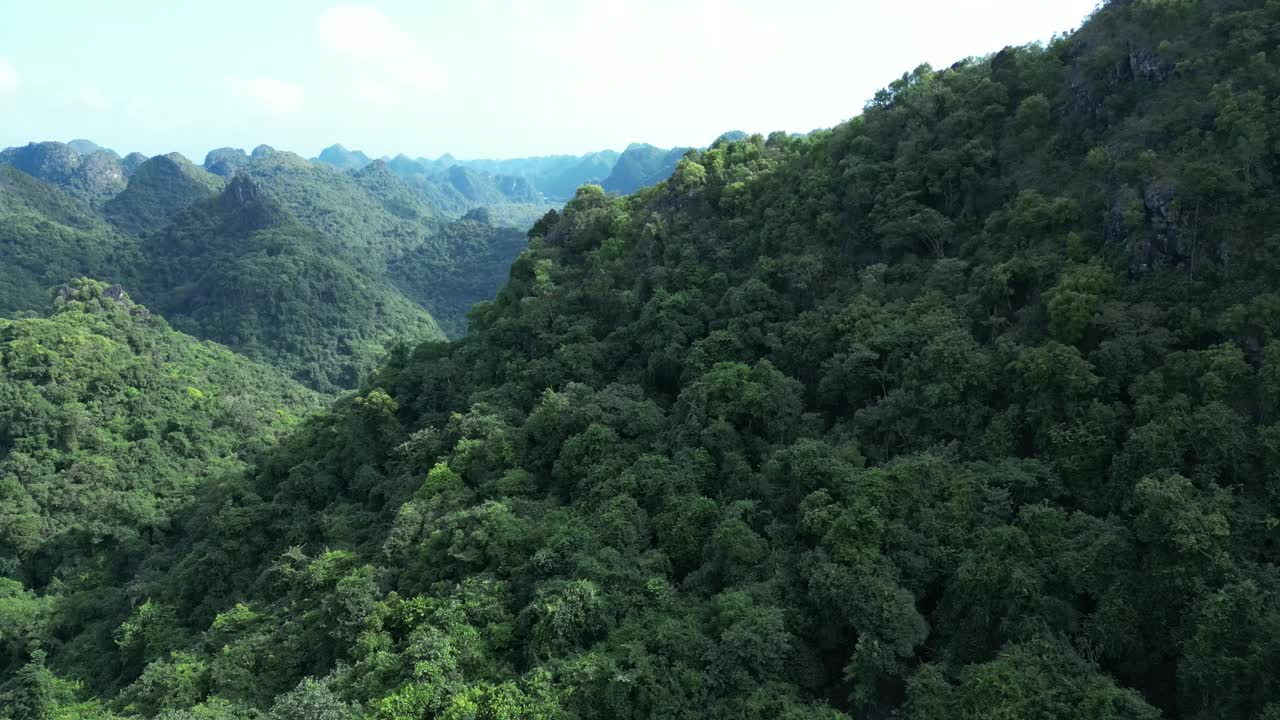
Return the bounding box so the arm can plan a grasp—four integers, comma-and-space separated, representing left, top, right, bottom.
0, 57, 18, 93
228, 76, 304, 115
78, 88, 108, 111
318, 5, 412, 58
354, 82, 397, 108
317, 5, 445, 95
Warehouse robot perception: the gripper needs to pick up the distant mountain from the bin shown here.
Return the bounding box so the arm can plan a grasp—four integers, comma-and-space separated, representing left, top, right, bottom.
103, 152, 225, 234
352, 159, 434, 220
0, 165, 141, 315
66, 138, 113, 156
121, 151, 149, 177
375, 154, 550, 218
0, 145, 530, 386
0, 141, 127, 206
203, 147, 251, 177
138, 174, 445, 391
714, 130, 749, 144
315, 143, 373, 172
601, 142, 693, 195
450, 150, 621, 200
386, 210, 529, 338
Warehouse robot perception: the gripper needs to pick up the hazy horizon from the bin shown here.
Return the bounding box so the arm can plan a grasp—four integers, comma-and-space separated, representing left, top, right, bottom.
0, 0, 1100, 161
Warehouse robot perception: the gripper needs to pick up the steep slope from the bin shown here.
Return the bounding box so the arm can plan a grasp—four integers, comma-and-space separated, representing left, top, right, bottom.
234, 149, 440, 264
601, 142, 692, 194
0, 279, 320, 694
9, 2, 1267, 719
137, 175, 445, 391
0, 166, 141, 314
103, 153, 225, 234
386, 210, 529, 337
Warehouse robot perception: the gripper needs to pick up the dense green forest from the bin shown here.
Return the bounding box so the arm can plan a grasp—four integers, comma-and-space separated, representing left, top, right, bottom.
0, 280, 320, 706
4, 0, 1280, 717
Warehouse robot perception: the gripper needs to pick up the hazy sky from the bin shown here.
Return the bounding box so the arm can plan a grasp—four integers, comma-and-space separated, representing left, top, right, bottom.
0, 0, 1100, 161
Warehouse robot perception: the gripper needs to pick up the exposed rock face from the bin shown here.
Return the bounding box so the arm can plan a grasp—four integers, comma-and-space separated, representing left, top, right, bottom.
1128, 44, 1173, 84
218, 173, 281, 233
1104, 192, 1132, 249
1125, 183, 1184, 274
80, 150, 127, 190
223, 173, 262, 208
54, 280, 149, 318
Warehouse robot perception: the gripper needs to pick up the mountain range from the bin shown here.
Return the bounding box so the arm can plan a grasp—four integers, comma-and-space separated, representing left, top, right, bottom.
3, 1, 1280, 718
0, 139, 539, 391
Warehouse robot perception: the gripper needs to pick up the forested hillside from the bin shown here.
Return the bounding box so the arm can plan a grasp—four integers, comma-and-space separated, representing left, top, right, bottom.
0, 142, 537, 389
0, 281, 320, 707
4, 0, 1280, 718
0, 166, 142, 315
136, 175, 445, 392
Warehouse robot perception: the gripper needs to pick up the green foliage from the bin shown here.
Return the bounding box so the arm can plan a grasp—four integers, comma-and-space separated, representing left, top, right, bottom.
8, 1, 1280, 718
103, 154, 224, 235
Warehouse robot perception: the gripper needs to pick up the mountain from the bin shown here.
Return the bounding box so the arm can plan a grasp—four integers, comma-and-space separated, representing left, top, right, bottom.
203, 147, 251, 177
539, 150, 620, 198
121, 151, 149, 177
0, 279, 320, 693
385, 210, 529, 337
601, 142, 693, 195
3, 1, 1275, 719
0, 141, 127, 206
376, 154, 552, 217
447, 164, 541, 205
450, 150, 622, 200
351, 159, 435, 220
0, 141, 531, 387
137, 174, 446, 391
103, 152, 225, 234
66, 138, 111, 156
320, 146, 623, 202
315, 143, 372, 172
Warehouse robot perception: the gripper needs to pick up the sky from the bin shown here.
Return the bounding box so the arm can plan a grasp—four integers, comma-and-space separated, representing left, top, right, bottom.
0, 0, 1101, 162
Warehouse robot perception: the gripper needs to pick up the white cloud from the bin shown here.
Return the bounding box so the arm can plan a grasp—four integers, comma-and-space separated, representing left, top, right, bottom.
78, 88, 108, 111
318, 5, 446, 97
227, 76, 304, 115
318, 5, 412, 58
354, 82, 397, 108
0, 57, 18, 93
